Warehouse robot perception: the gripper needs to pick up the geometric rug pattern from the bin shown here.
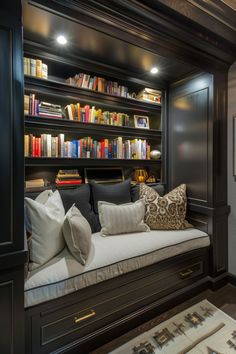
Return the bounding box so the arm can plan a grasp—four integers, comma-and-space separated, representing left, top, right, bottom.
109, 300, 236, 354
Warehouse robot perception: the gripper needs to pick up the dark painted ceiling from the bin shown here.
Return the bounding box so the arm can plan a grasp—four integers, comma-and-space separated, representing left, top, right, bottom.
23, 1, 198, 85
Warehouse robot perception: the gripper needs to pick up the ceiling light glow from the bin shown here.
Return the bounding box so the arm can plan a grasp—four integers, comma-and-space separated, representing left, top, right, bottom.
57, 35, 67, 45
150, 67, 158, 74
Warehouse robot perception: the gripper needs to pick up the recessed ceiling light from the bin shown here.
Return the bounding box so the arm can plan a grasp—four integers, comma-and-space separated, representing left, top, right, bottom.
57, 35, 67, 45
150, 67, 159, 74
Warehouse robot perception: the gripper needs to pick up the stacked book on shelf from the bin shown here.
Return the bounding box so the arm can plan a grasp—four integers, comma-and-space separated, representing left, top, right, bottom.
136, 88, 161, 104
65, 103, 130, 126
55, 170, 82, 187
24, 94, 63, 118
24, 57, 48, 79
24, 134, 151, 160
66, 73, 130, 98
25, 178, 50, 192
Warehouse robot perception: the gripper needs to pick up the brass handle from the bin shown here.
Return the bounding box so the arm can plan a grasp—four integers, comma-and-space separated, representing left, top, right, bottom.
74, 309, 96, 324
179, 268, 194, 278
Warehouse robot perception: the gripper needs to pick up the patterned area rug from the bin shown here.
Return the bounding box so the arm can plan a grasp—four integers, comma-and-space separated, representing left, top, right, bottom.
109, 300, 236, 354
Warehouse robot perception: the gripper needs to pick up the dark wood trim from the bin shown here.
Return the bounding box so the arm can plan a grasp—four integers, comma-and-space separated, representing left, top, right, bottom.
25, 116, 162, 140
24, 76, 162, 114
28, 0, 235, 71
25, 157, 162, 167
228, 273, 236, 287
24, 41, 169, 90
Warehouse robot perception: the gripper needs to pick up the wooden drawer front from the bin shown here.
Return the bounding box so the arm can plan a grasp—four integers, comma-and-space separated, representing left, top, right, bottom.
39, 255, 206, 349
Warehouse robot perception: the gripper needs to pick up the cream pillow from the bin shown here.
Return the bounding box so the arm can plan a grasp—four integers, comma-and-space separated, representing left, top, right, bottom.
25, 190, 65, 270
62, 205, 92, 265
140, 183, 192, 230
98, 199, 150, 236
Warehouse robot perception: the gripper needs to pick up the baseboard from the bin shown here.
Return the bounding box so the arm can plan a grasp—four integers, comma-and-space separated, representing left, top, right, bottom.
227, 272, 236, 286
208, 272, 228, 290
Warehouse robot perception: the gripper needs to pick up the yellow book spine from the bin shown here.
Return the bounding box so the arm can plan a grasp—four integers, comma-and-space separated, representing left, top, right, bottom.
36, 59, 42, 77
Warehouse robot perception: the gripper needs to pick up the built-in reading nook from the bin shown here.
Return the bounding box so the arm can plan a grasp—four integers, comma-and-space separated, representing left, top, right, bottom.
1, 1, 235, 353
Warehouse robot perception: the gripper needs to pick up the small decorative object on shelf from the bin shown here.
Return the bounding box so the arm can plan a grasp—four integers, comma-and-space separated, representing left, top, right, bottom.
150, 149, 161, 160
146, 175, 156, 183
136, 87, 161, 104
133, 168, 149, 183
134, 115, 149, 129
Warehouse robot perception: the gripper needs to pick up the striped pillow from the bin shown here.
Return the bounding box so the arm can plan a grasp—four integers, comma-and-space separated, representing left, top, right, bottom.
98, 200, 150, 236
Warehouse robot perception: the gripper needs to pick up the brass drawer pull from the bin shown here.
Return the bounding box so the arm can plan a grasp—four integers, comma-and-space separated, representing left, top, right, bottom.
179, 268, 194, 278
74, 309, 96, 324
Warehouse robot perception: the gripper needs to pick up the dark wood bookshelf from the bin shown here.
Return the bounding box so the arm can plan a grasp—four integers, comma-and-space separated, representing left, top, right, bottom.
25, 115, 162, 139
24, 76, 162, 114
25, 157, 161, 167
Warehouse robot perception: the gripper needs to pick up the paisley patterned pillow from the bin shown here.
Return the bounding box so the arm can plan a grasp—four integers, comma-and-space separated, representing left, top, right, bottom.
139, 183, 192, 230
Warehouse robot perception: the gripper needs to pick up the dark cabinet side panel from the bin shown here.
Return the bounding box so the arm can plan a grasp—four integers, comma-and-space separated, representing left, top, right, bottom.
168, 73, 213, 206
0, 7, 24, 254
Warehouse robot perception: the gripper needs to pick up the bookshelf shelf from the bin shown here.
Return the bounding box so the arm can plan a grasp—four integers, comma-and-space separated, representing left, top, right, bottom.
24, 76, 162, 113
25, 157, 161, 167
25, 115, 162, 139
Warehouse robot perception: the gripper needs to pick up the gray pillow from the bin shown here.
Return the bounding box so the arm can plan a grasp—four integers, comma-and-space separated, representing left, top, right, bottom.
90, 179, 132, 213
62, 205, 92, 265
98, 199, 150, 236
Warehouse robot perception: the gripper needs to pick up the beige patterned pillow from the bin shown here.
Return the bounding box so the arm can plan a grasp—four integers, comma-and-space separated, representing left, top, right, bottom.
140, 184, 192, 230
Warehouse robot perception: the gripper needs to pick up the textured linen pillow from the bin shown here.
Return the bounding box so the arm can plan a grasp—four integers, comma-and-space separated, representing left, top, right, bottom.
140, 183, 192, 230
90, 179, 132, 213
98, 199, 150, 236
25, 190, 65, 270
62, 205, 92, 265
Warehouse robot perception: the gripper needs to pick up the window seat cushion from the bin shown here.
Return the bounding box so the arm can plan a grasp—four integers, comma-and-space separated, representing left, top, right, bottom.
24, 228, 210, 308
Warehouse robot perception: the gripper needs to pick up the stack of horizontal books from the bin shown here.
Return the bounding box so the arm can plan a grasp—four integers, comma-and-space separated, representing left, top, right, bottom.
55, 170, 82, 187
136, 88, 161, 104
25, 178, 49, 192
38, 101, 63, 119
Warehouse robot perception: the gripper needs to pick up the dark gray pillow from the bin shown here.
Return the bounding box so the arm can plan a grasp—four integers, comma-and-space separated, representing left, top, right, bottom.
59, 184, 100, 233
131, 183, 165, 202
90, 179, 132, 213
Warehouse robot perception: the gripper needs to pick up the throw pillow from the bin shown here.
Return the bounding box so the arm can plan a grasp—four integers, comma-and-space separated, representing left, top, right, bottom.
59, 184, 100, 233
131, 183, 165, 202
25, 190, 65, 270
62, 205, 92, 265
140, 183, 192, 230
98, 199, 150, 236
90, 179, 132, 213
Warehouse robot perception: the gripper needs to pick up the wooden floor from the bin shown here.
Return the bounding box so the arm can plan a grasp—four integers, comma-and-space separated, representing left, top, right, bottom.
91, 284, 236, 354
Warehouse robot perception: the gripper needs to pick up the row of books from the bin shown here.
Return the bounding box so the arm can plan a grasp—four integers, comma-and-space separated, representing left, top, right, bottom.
64, 103, 130, 126
24, 134, 151, 160
66, 74, 130, 98
24, 94, 131, 126
24, 57, 48, 79
24, 94, 63, 118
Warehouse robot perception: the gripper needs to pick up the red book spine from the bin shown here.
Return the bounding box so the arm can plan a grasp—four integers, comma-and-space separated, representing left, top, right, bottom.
32, 136, 36, 157
101, 140, 105, 159
38, 138, 42, 157
84, 105, 90, 123
56, 180, 82, 185
35, 138, 39, 157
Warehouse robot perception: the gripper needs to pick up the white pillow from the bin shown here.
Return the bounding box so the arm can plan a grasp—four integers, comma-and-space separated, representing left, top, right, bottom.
25, 190, 65, 270
98, 199, 150, 236
62, 205, 92, 265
